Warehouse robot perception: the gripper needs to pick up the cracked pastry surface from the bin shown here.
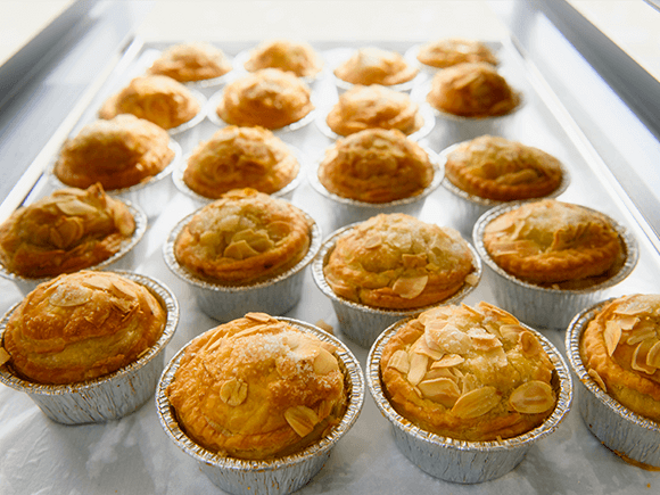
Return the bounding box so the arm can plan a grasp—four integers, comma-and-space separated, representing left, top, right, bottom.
174, 189, 313, 284
148, 42, 232, 82
54, 114, 175, 190
445, 135, 564, 201
417, 38, 498, 69
427, 62, 520, 118
580, 294, 660, 423
166, 312, 347, 460
216, 68, 313, 130
380, 301, 557, 441
244, 39, 323, 78
317, 128, 434, 203
483, 199, 623, 286
183, 126, 299, 199
326, 85, 423, 137
99, 75, 201, 130
2, 270, 167, 384
0, 184, 136, 278
323, 213, 476, 309
334, 47, 418, 86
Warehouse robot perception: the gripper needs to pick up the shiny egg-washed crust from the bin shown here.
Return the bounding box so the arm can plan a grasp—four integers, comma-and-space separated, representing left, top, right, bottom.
380, 302, 557, 441
0, 184, 135, 278
317, 128, 434, 203
427, 62, 520, 118
323, 213, 476, 309
148, 42, 232, 82
174, 189, 313, 284
54, 115, 175, 190
445, 135, 564, 201
99, 75, 201, 130
166, 313, 346, 460
326, 85, 423, 137
3, 270, 167, 384
334, 47, 418, 86
244, 39, 323, 78
417, 38, 498, 69
581, 294, 660, 423
216, 68, 314, 130
183, 126, 299, 199
483, 199, 623, 285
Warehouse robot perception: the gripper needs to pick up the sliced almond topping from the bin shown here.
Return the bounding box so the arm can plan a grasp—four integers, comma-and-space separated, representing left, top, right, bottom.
423, 368, 455, 380
519, 331, 542, 357
632, 338, 658, 374
464, 273, 479, 286
499, 324, 525, 344
82, 274, 113, 290
626, 328, 656, 346
451, 386, 501, 419
388, 350, 410, 374
509, 380, 555, 414
113, 204, 135, 236
424, 330, 443, 352
245, 312, 274, 323
478, 302, 520, 325
220, 378, 248, 406
363, 234, 382, 249
603, 321, 622, 357
392, 275, 428, 299
407, 353, 428, 386
56, 198, 98, 216
313, 348, 339, 375
588, 368, 607, 392
412, 337, 444, 361
284, 405, 319, 437
460, 303, 484, 319
224, 239, 260, 260
418, 377, 461, 406
614, 301, 651, 316
460, 372, 480, 395
468, 328, 502, 351
315, 319, 334, 335
431, 354, 464, 368
647, 341, 660, 369
293, 343, 321, 361
615, 315, 639, 331
56, 217, 84, 248
0, 348, 10, 366
111, 279, 138, 300
49, 285, 92, 307
402, 253, 427, 269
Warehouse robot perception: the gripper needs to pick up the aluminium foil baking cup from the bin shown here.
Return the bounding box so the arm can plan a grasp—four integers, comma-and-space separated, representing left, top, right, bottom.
171, 146, 304, 208
438, 140, 571, 237
308, 147, 444, 230
472, 202, 639, 330
155, 317, 365, 495
163, 211, 321, 322
0, 201, 148, 296
366, 318, 573, 483
566, 300, 660, 468
0, 270, 179, 425
311, 222, 482, 348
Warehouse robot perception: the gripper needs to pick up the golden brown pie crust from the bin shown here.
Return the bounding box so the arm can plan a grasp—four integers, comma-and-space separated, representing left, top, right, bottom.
216, 68, 313, 130
244, 39, 323, 78
417, 38, 498, 69
445, 135, 564, 201
174, 189, 313, 285
166, 312, 346, 459
99, 75, 201, 130
323, 213, 476, 309
183, 126, 299, 199
148, 42, 232, 82
3, 270, 167, 384
334, 47, 418, 86
326, 84, 423, 137
317, 128, 434, 203
54, 114, 175, 190
580, 294, 660, 423
380, 301, 557, 441
0, 184, 136, 278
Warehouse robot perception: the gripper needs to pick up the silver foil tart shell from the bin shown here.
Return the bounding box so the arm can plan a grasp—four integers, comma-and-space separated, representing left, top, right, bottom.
565, 300, 660, 468
171, 146, 304, 209
311, 223, 482, 348
0, 270, 179, 425
438, 140, 571, 237
155, 316, 365, 495
0, 201, 148, 296
308, 147, 444, 230
163, 210, 322, 322
472, 202, 639, 330
366, 318, 573, 483
166, 90, 208, 154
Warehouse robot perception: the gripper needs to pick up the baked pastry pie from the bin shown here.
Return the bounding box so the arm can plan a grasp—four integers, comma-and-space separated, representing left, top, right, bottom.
427, 62, 520, 118
326, 85, 423, 137
54, 114, 175, 190
2, 270, 167, 384
317, 128, 434, 203
483, 199, 623, 286
166, 312, 347, 459
334, 47, 418, 86
445, 135, 564, 201
216, 68, 314, 130
323, 213, 476, 309
243, 39, 323, 78
380, 301, 557, 441
580, 294, 660, 423
0, 184, 136, 278
183, 126, 299, 199
99, 75, 201, 130
148, 42, 232, 82
417, 38, 498, 69
174, 189, 313, 284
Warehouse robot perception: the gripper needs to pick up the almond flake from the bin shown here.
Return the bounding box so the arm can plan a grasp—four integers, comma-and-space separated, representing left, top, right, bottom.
388, 350, 410, 374
0, 348, 10, 366
468, 328, 502, 351
499, 324, 525, 344
284, 405, 319, 437
603, 321, 622, 357
509, 380, 555, 414
49, 285, 92, 307
82, 274, 113, 290
111, 279, 138, 300
402, 253, 427, 269
647, 341, 660, 369
363, 234, 382, 249
56, 198, 98, 216
423, 368, 455, 380
626, 328, 656, 346
220, 378, 248, 406
431, 354, 464, 368
478, 302, 519, 325
519, 331, 542, 357
315, 319, 334, 335
588, 368, 607, 392
412, 337, 444, 360
418, 377, 461, 406
631, 339, 657, 375
392, 275, 428, 299
407, 353, 429, 386
614, 302, 651, 316
245, 312, 274, 323
451, 386, 501, 419
224, 239, 259, 259
615, 315, 639, 331
313, 349, 339, 375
